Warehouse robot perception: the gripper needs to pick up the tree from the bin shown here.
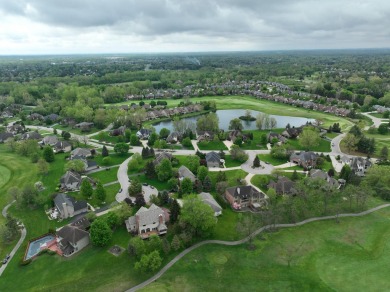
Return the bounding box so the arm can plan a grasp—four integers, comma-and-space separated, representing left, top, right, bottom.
180, 196, 216, 237
159, 128, 170, 139
229, 118, 243, 131
196, 113, 219, 132
129, 179, 142, 197
197, 166, 209, 182
168, 178, 178, 192
135, 194, 146, 207
230, 145, 248, 162
95, 181, 106, 203
253, 156, 260, 168
130, 134, 140, 146
344, 133, 359, 152
299, 127, 320, 150
114, 142, 129, 155
37, 158, 49, 175
378, 123, 389, 135
134, 251, 162, 272
156, 158, 173, 181
216, 171, 227, 183
171, 235, 182, 251
340, 165, 352, 182
62, 131, 71, 140
128, 236, 146, 259
181, 178, 193, 194
170, 199, 181, 224
127, 158, 139, 171
102, 145, 109, 157
186, 155, 200, 174
203, 176, 212, 192
216, 181, 228, 195
236, 213, 260, 248
182, 137, 192, 148
148, 132, 159, 146
291, 170, 299, 181
147, 235, 162, 253
80, 179, 93, 199
90, 219, 112, 247
380, 146, 389, 161
65, 159, 86, 173
145, 161, 156, 179
42, 146, 55, 162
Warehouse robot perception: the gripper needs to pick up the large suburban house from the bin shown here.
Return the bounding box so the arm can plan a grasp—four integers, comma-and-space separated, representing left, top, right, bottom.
21, 131, 42, 141
166, 131, 182, 144
136, 128, 151, 140
206, 151, 221, 168
282, 126, 303, 139
60, 171, 82, 191
178, 165, 196, 183
71, 148, 92, 159
125, 204, 169, 239
53, 193, 88, 219
225, 185, 266, 210
197, 131, 215, 142
40, 135, 59, 146
268, 176, 295, 195
309, 169, 340, 189
71, 155, 98, 172
340, 156, 372, 176
290, 151, 318, 169
53, 141, 72, 153
153, 152, 173, 166
0, 132, 14, 143
199, 192, 222, 216
56, 225, 90, 257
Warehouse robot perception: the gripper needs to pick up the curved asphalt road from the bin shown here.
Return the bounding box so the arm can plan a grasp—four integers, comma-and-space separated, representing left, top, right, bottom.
0, 201, 26, 277
127, 203, 390, 291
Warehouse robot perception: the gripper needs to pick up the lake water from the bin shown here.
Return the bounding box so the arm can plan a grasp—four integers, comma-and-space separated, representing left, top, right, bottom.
152, 109, 314, 132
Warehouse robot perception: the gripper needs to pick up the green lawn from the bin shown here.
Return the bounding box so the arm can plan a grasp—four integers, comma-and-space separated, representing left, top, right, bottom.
53, 124, 102, 135
89, 167, 119, 184
239, 130, 273, 150
197, 140, 227, 151
137, 174, 170, 191
325, 132, 341, 139
223, 155, 243, 168
369, 112, 388, 119
94, 152, 132, 167
286, 138, 331, 152
208, 169, 248, 188
258, 154, 288, 166
90, 131, 122, 144
141, 207, 390, 292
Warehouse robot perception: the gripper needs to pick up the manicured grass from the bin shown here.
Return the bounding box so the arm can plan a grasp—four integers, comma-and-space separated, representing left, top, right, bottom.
40, 152, 69, 200
127, 158, 153, 175
286, 138, 331, 152
103, 183, 121, 205
142, 207, 390, 292
197, 140, 227, 151
0, 164, 11, 190
208, 169, 248, 188
90, 132, 122, 144
258, 154, 288, 166
89, 167, 119, 184
211, 208, 248, 241
223, 155, 243, 168
137, 174, 170, 191
325, 132, 341, 139
370, 112, 388, 119
94, 152, 132, 167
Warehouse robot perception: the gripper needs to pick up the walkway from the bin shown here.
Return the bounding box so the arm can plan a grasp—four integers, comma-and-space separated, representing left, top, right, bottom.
0, 201, 27, 277
127, 203, 390, 291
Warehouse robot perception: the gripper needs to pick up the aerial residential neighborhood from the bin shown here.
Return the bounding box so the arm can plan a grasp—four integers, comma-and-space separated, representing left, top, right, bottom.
1, 1, 390, 291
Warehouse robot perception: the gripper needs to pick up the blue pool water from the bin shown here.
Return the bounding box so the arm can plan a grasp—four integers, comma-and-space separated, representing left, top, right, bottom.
25, 235, 55, 260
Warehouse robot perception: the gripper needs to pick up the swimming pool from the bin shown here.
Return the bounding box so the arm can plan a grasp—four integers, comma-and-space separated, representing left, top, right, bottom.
25, 235, 56, 260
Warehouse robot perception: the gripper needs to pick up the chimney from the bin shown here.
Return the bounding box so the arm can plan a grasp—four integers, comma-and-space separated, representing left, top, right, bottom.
159, 214, 164, 224
136, 214, 140, 230
237, 188, 240, 195
62, 202, 68, 219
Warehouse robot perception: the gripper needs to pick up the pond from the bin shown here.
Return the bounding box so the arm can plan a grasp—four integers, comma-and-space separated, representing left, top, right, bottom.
152, 109, 314, 132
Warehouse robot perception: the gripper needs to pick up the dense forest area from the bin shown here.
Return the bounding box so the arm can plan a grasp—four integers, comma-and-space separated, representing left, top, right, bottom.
1, 50, 390, 118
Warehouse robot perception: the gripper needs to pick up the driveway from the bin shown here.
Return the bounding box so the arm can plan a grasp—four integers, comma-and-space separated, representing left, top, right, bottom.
240, 150, 274, 175
115, 156, 133, 202
362, 112, 389, 128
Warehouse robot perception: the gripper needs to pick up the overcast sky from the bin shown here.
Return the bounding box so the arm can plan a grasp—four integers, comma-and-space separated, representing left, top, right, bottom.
0, 0, 389, 55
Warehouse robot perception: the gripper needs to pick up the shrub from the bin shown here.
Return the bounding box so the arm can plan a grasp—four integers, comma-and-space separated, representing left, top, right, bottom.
20, 259, 32, 266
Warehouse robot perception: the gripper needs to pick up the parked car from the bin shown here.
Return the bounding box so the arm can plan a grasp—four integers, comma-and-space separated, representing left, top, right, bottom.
119, 188, 122, 193
142, 183, 148, 186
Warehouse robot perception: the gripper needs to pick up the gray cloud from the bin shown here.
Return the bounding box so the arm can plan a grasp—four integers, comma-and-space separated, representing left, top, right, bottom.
0, 0, 390, 54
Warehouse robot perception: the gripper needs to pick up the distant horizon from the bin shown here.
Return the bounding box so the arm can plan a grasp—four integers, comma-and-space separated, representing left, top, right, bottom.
1, 47, 390, 58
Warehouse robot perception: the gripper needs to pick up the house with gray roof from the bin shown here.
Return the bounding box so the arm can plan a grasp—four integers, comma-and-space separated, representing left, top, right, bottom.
178, 165, 196, 183
290, 151, 318, 169
21, 131, 42, 141
71, 155, 98, 172
153, 152, 173, 166
41, 135, 59, 146
60, 171, 82, 191
53, 141, 72, 153
125, 204, 169, 239
206, 151, 221, 168
0, 132, 14, 143
268, 176, 295, 195
71, 147, 92, 159
225, 185, 266, 210
199, 192, 222, 216
54, 193, 88, 219
57, 225, 90, 257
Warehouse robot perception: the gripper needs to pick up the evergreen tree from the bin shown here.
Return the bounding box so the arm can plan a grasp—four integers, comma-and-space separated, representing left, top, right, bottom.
216, 171, 227, 183
253, 156, 260, 168
95, 181, 106, 203
80, 179, 93, 199
291, 170, 299, 181
129, 179, 142, 197
102, 145, 109, 157
42, 146, 55, 162
135, 194, 146, 207
203, 176, 212, 192
170, 199, 181, 224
